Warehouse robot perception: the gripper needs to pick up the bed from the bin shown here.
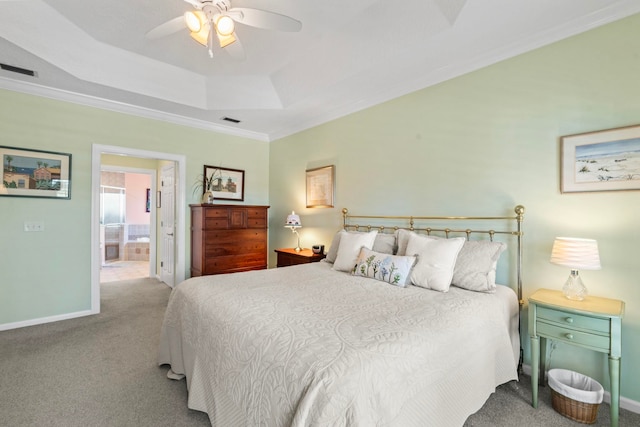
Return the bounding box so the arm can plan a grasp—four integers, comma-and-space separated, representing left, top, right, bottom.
158, 205, 525, 426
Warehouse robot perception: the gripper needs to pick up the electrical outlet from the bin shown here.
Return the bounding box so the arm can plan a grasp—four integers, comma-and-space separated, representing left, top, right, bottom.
24, 221, 45, 232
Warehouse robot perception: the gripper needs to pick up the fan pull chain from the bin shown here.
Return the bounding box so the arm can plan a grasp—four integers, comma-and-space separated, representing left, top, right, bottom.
207, 21, 214, 58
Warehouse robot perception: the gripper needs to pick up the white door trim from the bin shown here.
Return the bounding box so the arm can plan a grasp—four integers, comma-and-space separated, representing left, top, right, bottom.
91, 144, 186, 314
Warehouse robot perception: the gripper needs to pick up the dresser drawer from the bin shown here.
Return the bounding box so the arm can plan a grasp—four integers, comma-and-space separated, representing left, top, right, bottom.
537, 321, 610, 351
537, 306, 610, 334
204, 254, 267, 274
246, 208, 267, 219
204, 229, 266, 245
204, 207, 230, 218
204, 218, 229, 229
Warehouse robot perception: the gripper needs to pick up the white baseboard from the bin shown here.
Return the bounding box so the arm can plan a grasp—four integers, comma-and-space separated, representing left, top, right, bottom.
521, 363, 640, 414
0, 309, 96, 331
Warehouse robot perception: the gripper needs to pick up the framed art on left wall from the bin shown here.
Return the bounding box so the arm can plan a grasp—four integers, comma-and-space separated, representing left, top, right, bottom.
0, 146, 71, 199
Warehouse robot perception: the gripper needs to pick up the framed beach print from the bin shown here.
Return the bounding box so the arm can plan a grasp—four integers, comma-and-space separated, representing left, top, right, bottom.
561, 125, 640, 193
306, 165, 334, 208
1, 146, 71, 199
204, 165, 245, 201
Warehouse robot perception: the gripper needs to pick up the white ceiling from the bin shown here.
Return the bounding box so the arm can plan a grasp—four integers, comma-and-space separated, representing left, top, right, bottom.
1, 0, 639, 142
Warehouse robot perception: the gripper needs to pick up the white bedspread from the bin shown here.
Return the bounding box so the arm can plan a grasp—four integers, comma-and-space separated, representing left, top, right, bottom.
158, 261, 519, 426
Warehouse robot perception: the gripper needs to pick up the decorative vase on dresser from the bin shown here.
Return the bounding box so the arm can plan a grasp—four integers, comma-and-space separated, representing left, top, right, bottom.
190, 204, 269, 276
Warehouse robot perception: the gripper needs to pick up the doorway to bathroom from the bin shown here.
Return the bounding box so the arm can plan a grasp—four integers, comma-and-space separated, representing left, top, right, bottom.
99, 167, 154, 283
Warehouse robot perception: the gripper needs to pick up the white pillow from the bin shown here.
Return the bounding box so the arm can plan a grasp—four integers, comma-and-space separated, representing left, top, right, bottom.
352, 248, 417, 287
405, 234, 465, 292
325, 230, 345, 263
395, 229, 416, 256
372, 233, 396, 254
451, 241, 506, 293
326, 230, 395, 263
332, 231, 378, 272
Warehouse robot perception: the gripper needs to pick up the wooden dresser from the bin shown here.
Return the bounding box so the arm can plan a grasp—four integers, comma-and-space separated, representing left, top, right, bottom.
190, 204, 269, 276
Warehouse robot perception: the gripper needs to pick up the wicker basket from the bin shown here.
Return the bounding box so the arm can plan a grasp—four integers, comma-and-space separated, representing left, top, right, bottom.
551, 388, 600, 424
548, 369, 603, 424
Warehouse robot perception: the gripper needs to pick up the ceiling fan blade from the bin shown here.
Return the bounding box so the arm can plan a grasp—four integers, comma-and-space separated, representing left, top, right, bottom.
230, 7, 302, 32
145, 16, 185, 40
224, 33, 246, 61
183, 0, 203, 9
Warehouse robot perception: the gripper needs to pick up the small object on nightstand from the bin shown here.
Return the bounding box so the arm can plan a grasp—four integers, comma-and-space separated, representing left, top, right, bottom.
275, 248, 325, 267
312, 244, 324, 254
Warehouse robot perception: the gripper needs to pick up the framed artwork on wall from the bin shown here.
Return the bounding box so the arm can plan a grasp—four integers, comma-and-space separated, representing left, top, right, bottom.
204, 165, 245, 201
306, 165, 335, 208
0, 145, 72, 199
561, 124, 640, 193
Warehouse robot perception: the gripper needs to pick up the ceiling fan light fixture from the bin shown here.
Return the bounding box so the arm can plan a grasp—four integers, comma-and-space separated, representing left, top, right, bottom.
215, 15, 235, 36
189, 26, 210, 47
184, 10, 203, 33
217, 32, 236, 48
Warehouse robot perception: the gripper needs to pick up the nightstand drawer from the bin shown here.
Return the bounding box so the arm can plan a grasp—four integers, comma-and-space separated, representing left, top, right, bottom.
537, 306, 609, 334
537, 321, 610, 351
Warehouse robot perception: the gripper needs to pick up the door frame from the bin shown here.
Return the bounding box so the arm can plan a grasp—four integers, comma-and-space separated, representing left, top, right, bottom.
91, 144, 186, 314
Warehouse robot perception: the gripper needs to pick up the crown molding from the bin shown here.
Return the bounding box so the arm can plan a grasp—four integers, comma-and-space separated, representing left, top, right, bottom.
0, 76, 270, 142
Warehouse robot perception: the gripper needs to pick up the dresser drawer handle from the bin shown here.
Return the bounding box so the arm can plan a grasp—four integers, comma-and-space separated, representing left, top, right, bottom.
565, 333, 574, 340
564, 317, 574, 323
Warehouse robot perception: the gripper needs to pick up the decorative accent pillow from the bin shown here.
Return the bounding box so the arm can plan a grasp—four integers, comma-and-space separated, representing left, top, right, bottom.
451, 241, 507, 293
326, 230, 395, 263
332, 231, 378, 272
405, 234, 465, 292
352, 248, 417, 287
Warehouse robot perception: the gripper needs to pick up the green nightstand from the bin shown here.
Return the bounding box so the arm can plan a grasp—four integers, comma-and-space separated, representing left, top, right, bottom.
528, 288, 625, 426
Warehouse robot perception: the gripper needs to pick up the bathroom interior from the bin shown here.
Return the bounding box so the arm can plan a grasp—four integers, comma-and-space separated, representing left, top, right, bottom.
99, 170, 151, 282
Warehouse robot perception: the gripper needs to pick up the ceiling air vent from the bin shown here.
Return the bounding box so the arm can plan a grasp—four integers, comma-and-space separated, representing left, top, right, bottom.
221, 116, 241, 124
0, 63, 37, 77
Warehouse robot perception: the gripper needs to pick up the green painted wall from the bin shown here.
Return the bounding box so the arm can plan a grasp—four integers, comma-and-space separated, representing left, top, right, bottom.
269, 14, 640, 403
0, 90, 269, 326
1, 10, 639, 407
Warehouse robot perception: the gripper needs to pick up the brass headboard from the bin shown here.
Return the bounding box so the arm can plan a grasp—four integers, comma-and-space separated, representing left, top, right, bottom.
342, 205, 525, 371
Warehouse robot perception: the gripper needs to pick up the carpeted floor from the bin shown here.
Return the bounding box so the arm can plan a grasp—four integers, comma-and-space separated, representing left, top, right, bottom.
1, 277, 638, 426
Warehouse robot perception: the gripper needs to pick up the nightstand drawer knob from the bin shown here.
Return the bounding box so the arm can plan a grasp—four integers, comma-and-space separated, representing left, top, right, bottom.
565, 317, 574, 323
565, 333, 574, 340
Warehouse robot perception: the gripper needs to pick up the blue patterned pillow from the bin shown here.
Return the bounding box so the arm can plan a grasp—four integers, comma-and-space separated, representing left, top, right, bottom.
352, 247, 417, 287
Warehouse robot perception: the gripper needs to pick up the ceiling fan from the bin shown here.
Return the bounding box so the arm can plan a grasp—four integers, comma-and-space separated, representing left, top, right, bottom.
146, 0, 302, 60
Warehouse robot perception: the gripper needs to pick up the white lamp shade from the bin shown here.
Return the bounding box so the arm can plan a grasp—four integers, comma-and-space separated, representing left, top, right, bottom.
550, 237, 601, 270
285, 211, 301, 227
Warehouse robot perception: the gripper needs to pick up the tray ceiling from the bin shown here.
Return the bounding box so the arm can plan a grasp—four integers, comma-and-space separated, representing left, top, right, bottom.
1, 0, 639, 141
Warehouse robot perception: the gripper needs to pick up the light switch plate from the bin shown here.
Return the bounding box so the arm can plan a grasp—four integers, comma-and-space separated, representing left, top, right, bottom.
24, 221, 45, 232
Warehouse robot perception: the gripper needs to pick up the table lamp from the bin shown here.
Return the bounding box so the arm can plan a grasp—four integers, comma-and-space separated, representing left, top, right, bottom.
550, 237, 601, 301
285, 211, 302, 252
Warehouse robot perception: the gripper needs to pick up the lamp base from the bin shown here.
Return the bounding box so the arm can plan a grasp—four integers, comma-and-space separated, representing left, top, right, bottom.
293, 229, 301, 252
563, 270, 587, 301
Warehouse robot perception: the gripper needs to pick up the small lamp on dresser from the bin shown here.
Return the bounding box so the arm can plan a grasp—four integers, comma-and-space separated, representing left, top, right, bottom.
285, 211, 302, 252
550, 237, 601, 301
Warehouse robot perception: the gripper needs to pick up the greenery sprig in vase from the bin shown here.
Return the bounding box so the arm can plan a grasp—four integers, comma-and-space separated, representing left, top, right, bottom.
192, 168, 221, 204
